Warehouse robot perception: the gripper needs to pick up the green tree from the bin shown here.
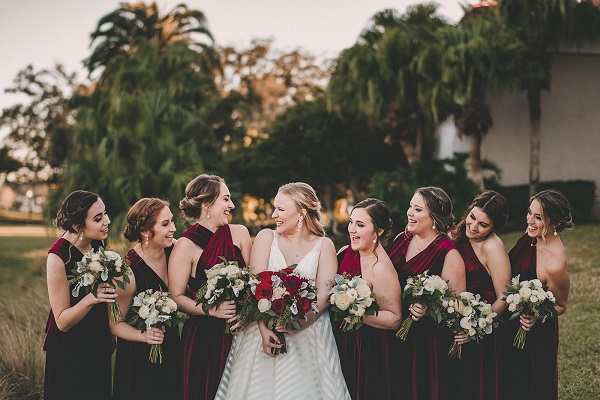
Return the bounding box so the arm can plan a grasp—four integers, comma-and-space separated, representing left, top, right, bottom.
423, 14, 524, 189
498, 0, 600, 195
328, 5, 449, 165
0, 64, 78, 181
85, 1, 218, 75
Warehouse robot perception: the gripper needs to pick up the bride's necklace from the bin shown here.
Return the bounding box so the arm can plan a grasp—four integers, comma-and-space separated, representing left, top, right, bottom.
283, 234, 303, 259
141, 246, 162, 269
413, 234, 437, 254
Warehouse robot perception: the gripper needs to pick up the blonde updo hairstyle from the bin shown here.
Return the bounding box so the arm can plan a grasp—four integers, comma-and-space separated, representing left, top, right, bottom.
124, 198, 170, 242
530, 189, 574, 241
415, 186, 455, 236
179, 174, 225, 222
278, 182, 327, 237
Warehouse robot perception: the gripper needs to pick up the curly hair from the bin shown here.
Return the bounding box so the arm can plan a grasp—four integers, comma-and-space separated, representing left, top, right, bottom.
278, 182, 327, 237
415, 187, 455, 236
454, 190, 508, 243
179, 174, 225, 222
530, 189, 574, 241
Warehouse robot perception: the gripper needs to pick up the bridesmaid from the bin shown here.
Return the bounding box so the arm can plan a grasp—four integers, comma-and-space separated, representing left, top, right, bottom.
111, 198, 181, 400
333, 198, 402, 400
44, 190, 114, 400
446, 191, 511, 400
168, 174, 252, 400
498, 189, 572, 400
387, 186, 466, 400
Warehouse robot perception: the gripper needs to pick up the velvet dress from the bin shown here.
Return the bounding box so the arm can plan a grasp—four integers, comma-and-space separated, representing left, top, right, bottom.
497, 234, 560, 400
112, 245, 181, 400
444, 240, 499, 400
43, 238, 112, 400
180, 224, 246, 400
332, 247, 393, 400
387, 232, 457, 400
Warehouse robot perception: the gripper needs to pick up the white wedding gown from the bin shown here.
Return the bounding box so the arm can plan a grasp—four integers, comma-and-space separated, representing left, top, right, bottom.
215, 231, 350, 400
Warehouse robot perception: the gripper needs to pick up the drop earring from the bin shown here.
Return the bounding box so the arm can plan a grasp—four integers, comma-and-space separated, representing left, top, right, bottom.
372, 238, 377, 244
553, 228, 558, 236
297, 218, 303, 231
432, 224, 436, 230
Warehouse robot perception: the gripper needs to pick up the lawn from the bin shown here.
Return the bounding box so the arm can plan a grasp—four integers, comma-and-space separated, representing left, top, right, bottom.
0, 226, 598, 399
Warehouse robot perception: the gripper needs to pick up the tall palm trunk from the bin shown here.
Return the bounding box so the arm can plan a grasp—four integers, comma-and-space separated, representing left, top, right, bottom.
527, 87, 542, 197
470, 131, 484, 190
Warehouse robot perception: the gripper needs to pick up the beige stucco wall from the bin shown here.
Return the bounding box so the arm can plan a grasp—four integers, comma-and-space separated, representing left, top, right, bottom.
483, 53, 600, 188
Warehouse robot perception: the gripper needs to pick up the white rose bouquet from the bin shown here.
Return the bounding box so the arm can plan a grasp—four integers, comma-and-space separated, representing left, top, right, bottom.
194, 257, 252, 333
502, 275, 557, 349
396, 270, 449, 341
440, 292, 497, 359
328, 273, 379, 332
68, 246, 130, 322
127, 289, 188, 363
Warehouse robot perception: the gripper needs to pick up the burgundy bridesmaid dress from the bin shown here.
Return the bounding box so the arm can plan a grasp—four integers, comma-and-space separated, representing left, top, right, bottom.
387, 232, 456, 400
112, 245, 181, 400
332, 247, 392, 400
441, 240, 498, 400
43, 238, 112, 400
180, 224, 246, 400
497, 234, 559, 400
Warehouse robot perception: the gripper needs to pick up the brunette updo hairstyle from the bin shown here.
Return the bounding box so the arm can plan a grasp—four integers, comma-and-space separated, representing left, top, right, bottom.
278, 182, 327, 237
53, 190, 100, 233
530, 189, 574, 240
124, 198, 170, 242
352, 198, 393, 249
179, 174, 225, 222
415, 186, 455, 235
454, 190, 508, 243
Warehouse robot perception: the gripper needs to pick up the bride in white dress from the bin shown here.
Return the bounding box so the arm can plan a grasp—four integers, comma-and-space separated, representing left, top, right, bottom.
216, 182, 350, 400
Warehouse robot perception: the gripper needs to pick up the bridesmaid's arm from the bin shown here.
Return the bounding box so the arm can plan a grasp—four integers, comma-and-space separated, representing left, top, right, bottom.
442, 249, 466, 295
231, 224, 252, 266
168, 237, 205, 315
544, 256, 570, 316
109, 272, 164, 344
483, 237, 511, 315
364, 260, 402, 330
46, 253, 116, 332
314, 238, 338, 320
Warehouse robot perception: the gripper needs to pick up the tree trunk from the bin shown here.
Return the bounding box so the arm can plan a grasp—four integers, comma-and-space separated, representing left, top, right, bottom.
527, 88, 542, 197
469, 132, 484, 190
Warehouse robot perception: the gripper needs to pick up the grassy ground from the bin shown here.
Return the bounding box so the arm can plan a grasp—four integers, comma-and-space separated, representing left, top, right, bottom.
0, 227, 598, 399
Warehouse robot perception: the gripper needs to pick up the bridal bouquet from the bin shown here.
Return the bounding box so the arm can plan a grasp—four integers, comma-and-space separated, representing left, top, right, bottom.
127, 289, 188, 363
68, 246, 130, 322
250, 266, 318, 355
502, 275, 557, 349
329, 274, 379, 332
195, 257, 252, 333
395, 270, 449, 341
440, 292, 497, 359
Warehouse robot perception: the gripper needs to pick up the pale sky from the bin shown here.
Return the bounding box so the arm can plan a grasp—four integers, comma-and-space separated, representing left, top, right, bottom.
0, 0, 472, 110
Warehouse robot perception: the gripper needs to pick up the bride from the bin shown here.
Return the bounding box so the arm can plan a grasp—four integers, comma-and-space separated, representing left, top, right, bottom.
216, 182, 350, 400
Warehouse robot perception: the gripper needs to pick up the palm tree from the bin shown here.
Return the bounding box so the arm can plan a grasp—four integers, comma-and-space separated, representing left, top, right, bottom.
498, 0, 600, 195
424, 14, 524, 189
327, 4, 448, 165
85, 2, 218, 76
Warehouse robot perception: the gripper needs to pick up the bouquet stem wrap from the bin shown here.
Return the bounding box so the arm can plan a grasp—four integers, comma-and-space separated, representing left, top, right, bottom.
271, 325, 287, 355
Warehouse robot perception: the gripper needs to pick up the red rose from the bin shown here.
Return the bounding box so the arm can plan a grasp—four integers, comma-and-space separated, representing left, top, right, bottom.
257, 271, 274, 283
281, 267, 295, 275
283, 275, 303, 296
255, 282, 273, 300
297, 297, 312, 314
271, 298, 286, 314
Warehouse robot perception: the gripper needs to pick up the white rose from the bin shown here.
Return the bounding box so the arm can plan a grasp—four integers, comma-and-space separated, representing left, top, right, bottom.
91, 253, 101, 262
513, 294, 521, 304
462, 306, 473, 317
547, 291, 555, 302
89, 261, 103, 273
530, 295, 539, 303
532, 279, 543, 288
335, 292, 352, 311
139, 305, 150, 319
273, 287, 287, 299
354, 306, 366, 317
468, 328, 476, 337
424, 281, 435, 293
460, 316, 471, 330
506, 294, 514, 304
519, 287, 532, 300
257, 298, 271, 313
508, 303, 517, 312
364, 296, 374, 307
146, 296, 157, 304
329, 293, 337, 305
478, 318, 487, 328
430, 275, 448, 292
83, 273, 95, 286
161, 306, 172, 314
511, 275, 520, 286
460, 292, 475, 301
226, 266, 240, 278
356, 284, 371, 298
535, 289, 547, 300
347, 288, 358, 300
